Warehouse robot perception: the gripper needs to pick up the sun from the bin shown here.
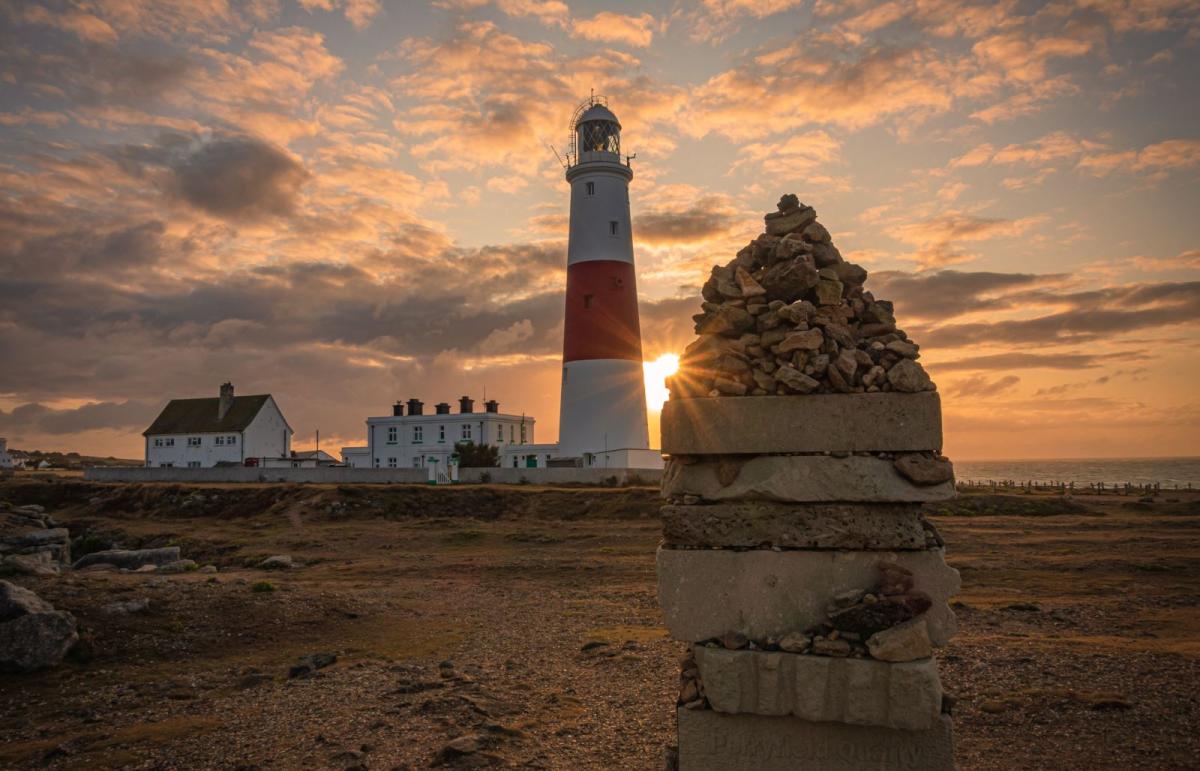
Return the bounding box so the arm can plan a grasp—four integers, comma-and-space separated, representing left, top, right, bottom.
643, 353, 680, 411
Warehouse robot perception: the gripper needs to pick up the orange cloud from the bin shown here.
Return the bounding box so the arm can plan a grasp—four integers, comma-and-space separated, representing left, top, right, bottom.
570, 12, 658, 48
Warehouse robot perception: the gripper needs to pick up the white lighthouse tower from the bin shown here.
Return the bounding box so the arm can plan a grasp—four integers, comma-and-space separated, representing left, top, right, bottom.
556, 97, 654, 465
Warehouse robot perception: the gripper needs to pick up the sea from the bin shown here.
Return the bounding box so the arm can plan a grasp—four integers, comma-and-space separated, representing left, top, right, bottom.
953, 457, 1200, 488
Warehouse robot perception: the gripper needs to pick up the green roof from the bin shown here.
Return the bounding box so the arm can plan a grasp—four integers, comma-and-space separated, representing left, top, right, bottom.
143, 395, 272, 436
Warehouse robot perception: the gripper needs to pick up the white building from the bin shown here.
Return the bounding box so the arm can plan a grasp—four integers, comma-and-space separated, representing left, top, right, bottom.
0, 438, 12, 469
143, 383, 293, 468
341, 397, 541, 470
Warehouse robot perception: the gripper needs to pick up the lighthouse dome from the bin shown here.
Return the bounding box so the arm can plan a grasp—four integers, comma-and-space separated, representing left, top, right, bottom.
576, 103, 620, 128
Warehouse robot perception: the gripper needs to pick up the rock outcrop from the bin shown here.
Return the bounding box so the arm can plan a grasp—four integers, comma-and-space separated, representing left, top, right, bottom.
0, 580, 78, 672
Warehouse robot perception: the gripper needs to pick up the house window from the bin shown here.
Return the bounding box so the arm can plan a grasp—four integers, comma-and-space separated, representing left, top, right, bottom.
520, 424, 527, 443
439, 425, 445, 443
586, 181, 595, 196
154, 438, 163, 447
496, 425, 503, 443
509, 425, 514, 443
512, 457, 518, 467
387, 457, 397, 468
374, 459, 380, 468
215, 436, 225, 446
413, 425, 423, 444
159, 462, 173, 468
609, 220, 618, 236
187, 461, 201, 468
461, 424, 472, 441
228, 435, 237, 445
412, 457, 421, 468
188, 437, 201, 447
387, 427, 397, 444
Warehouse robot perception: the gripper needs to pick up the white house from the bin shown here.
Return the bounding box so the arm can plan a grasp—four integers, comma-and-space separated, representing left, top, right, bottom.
0, 438, 12, 469
143, 383, 292, 468
341, 396, 543, 470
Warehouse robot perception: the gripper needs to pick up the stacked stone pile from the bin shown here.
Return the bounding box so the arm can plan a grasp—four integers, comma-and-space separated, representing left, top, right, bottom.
657, 196, 959, 770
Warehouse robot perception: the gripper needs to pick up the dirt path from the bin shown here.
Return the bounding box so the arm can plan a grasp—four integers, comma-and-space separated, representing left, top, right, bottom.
1, 484, 1197, 769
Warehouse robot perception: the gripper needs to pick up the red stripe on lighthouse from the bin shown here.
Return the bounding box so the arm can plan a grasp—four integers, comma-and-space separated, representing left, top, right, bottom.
562, 259, 644, 363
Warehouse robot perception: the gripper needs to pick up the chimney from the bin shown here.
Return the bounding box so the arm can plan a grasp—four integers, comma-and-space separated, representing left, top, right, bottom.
459, 396, 474, 414
435, 402, 451, 415
484, 400, 499, 414
392, 401, 405, 417
218, 382, 234, 420
406, 398, 424, 416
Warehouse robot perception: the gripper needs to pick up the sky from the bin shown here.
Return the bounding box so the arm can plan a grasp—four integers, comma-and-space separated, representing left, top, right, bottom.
1, 0, 1198, 462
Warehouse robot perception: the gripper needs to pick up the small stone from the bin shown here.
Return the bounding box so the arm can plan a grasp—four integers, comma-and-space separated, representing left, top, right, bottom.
886, 359, 934, 392
801, 221, 830, 243
434, 734, 485, 764
778, 328, 824, 353
713, 377, 748, 396
867, 617, 933, 662
774, 365, 820, 394
894, 453, 955, 485
833, 589, 866, 609
764, 205, 816, 237
810, 638, 852, 657
258, 555, 295, 570
102, 598, 150, 615
815, 278, 843, 305
697, 305, 754, 337
886, 339, 919, 358
778, 632, 810, 653
735, 267, 766, 297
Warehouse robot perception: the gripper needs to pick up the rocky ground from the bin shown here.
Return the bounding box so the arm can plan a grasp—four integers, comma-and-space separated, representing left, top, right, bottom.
0, 477, 1197, 769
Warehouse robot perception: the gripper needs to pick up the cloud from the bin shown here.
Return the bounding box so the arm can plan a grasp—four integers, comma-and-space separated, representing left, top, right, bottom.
923, 281, 1200, 347
167, 135, 309, 221
635, 195, 740, 246
570, 12, 657, 47
892, 211, 1045, 266
0, 401, 157, 435
1076, 138, 1200, 177
931, 353, 1129, 371
868, 269, 1063, 320
683, 43, 960, 139
297, 0, 383, 29
944, 374, 1021, 397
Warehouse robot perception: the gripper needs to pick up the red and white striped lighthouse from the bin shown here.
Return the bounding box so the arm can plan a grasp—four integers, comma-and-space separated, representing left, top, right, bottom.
557, 98, 650, 459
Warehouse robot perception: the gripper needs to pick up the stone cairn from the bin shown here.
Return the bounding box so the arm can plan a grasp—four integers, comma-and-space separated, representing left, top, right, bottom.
658, 194, 959, 770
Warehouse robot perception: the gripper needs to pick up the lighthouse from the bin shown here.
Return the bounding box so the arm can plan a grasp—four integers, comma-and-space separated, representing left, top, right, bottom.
557, 98, 651, 461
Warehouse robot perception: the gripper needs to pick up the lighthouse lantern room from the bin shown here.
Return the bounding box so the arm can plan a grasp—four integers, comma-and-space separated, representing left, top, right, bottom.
557, 97, 654, 463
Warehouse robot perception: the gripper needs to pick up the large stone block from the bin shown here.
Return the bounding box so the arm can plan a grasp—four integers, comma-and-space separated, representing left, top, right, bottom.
677, 709, 954, 771
694, 646, 942, 730
657, 548, 960, 646
662, 454, 955, 503
661, 393, 943, 455
661, 502, 931, 550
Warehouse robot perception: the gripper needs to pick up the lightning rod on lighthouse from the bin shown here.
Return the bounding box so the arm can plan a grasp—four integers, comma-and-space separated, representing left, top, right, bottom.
557, 96, 651, 461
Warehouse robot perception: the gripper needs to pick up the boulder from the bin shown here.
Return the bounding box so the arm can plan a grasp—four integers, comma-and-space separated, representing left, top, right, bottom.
259, 555, 295, 570
867, 617, 933, 662
0, 581, 78, 672
73, 547, 181, 571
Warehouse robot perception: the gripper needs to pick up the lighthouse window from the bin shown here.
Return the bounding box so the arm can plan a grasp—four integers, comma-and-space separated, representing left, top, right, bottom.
586, 182, 595, 196
609, 220, 618, 236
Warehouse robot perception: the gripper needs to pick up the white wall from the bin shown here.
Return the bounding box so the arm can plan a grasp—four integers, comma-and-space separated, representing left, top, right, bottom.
243, 396, 292, 460
500, 443, 559, 469
146, 433, 244, 468
565, 162, 634, 267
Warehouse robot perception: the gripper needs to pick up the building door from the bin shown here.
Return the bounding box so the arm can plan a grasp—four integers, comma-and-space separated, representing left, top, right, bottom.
526, 456, 537, 468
